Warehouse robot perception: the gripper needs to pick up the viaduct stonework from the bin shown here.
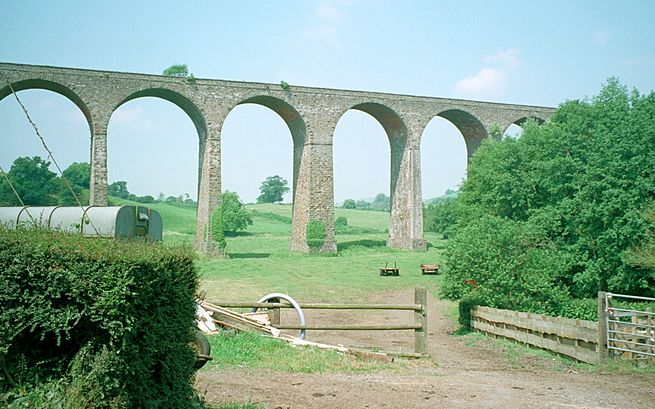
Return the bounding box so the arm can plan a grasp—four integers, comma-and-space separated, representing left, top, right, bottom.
0, 62, 555, 253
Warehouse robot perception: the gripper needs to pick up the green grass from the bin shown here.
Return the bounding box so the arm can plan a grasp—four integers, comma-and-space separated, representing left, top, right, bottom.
117, 199, 444, 302
203, 331, 394, 373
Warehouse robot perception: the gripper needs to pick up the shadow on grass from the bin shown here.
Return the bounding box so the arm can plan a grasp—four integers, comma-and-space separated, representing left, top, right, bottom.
228, 252, 271, 259
337, 239, 387, 251
225, 231, 255, 237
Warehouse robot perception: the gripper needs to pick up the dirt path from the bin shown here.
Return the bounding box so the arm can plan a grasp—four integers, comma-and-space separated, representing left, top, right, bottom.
196, 290, 653, 408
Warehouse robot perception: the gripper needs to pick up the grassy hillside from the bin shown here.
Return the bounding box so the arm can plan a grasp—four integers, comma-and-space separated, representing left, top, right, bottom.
109, 197, 197, 238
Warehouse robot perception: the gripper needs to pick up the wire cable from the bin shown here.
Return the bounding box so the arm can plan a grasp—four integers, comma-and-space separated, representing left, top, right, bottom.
0, 71, 100, 235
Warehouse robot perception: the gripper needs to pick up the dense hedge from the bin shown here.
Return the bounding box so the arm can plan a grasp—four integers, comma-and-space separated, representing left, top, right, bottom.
0, 227, 201, 408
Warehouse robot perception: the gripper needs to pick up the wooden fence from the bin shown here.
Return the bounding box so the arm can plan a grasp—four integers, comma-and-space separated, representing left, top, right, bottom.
213, 287, 429, 357
470, 306, 599, 364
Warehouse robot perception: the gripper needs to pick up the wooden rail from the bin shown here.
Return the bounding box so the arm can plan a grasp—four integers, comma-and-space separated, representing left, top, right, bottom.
470, 306, 599, 364
211, 287, 429, 356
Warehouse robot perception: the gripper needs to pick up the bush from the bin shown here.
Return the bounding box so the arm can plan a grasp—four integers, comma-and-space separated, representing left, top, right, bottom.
335, 216, 348, 229
458, 295, 485, 328
0, 227, 201, 408
558, 298, 598, 321
342, 199, 356, 209
211, 208, 228, 254
441, 216, 571, 316
218, 191, 253, 233
423, 198, 459, 238
306, 220, 326, 252
443, 79, 655, 321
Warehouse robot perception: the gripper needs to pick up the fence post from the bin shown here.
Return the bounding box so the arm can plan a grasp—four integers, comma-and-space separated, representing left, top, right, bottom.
598, 291, 608, 363
414, 287, 428, 356
266, 297, 281, 327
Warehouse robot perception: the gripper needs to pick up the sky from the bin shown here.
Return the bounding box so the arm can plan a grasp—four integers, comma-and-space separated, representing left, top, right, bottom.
1, 1, 654, 203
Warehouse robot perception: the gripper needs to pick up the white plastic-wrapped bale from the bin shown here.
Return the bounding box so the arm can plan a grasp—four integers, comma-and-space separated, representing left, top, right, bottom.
0, 206, 162, 241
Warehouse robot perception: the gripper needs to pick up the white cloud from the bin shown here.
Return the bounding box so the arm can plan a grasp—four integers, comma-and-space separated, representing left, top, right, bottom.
315, 3, 340, 21
594, 29, 609, 46
454, 48, 522, 99
484, 48, 522, 68
455, 68, 508, 98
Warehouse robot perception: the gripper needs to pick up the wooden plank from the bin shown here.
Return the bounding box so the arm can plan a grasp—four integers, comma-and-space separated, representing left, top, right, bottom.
276, 335, 394, 362
472, 318, 599, 364
210, 301, 422, 311
414, 287, 428, 355
472, 306, 598, 342
275, 323, 422, 330
201, 301, 280, 336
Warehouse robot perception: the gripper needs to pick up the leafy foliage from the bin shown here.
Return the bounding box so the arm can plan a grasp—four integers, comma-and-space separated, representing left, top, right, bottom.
211, 208, 228, 254
342, 199, 356, 209
625, 206, 655, 293
162, 63, 190, 77
0, 156, 57, 205
256, 175, 289, 204
306, 219, 326, 252
0, 228, 201, 408
217, 191, 253, 233
62, 162, 91, 189
441, 79, 655, 317
423, 198, 459, 238
108, 180, 129, 199
442, 216, 571, 316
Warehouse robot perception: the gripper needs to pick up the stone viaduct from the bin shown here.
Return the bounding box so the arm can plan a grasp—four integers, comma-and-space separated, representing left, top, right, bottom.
0, 62, 555, 253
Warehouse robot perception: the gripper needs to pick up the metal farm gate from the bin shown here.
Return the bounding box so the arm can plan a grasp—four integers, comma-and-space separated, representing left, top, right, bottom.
604, 293, 655, 360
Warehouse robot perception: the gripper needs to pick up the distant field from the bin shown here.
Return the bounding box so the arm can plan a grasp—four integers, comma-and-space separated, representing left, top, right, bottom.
110, 198, 445, 302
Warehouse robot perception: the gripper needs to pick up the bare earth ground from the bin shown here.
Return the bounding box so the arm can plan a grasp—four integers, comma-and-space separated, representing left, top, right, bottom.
196, 290, 653, 409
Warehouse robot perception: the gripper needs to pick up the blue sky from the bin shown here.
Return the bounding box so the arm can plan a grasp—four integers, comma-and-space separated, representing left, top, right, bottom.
1, 1, 654, 203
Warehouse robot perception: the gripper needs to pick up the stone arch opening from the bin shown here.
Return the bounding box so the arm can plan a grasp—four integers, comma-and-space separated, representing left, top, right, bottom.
502, 116, 546, 138
222, 99, 299, 204
0, 87, 92, 205
235, 96, 307, 205
0, 79, 92, 130
107, 95, 200, 240
420, 116, 468, 201
333, 103, 408, 244
119, 88, 207, 140
437, 109, 487, 159
221, 95, 306, 252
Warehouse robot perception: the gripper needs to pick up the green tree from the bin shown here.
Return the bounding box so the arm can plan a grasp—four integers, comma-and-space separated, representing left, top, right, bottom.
108, 181, 129, 199
342, 199, 356, 209
162, 64, 189, 77
0, 156, 58, 205
371, 193, 390, 212
356, 199, 371, 209
257, 175, 290, 203
424, 198, 459, 239
444, 78, 655, 302
210, 207, 227, 255
217, 191, 253, 233
62, 162, 90, 189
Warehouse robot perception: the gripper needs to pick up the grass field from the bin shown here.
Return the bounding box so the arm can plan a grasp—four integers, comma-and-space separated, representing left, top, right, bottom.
111, 199, 445, 302
202, 203, 443, 302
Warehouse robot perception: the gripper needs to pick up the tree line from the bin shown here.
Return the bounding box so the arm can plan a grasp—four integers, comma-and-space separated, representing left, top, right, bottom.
425, 78, 654, 318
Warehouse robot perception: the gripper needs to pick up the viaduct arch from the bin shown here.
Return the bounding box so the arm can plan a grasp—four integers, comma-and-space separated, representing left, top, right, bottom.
0, 62, 555, 253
